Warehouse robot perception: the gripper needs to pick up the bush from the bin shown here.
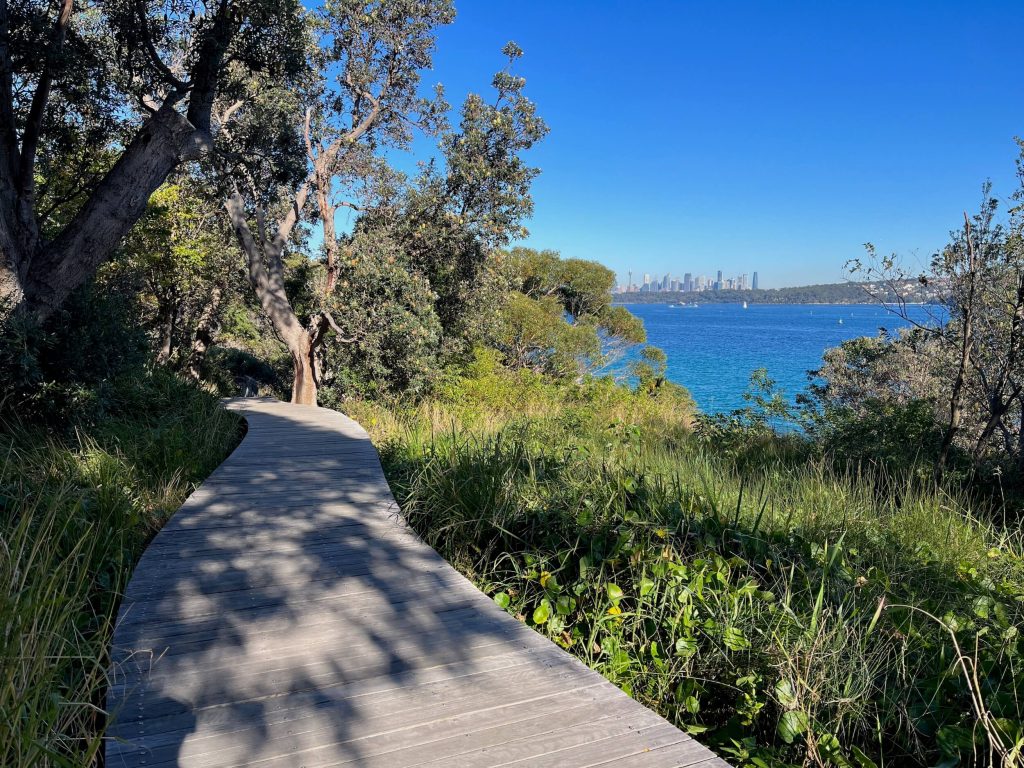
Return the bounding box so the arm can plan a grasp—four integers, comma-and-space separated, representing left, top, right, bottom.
811, 398, 949, 477
0, 373, 241, 766
0, 282, 150, 426
366, 395, 1024, 768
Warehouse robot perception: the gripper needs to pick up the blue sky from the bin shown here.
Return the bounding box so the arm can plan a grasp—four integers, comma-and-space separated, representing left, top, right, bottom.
398, 1, 1023, 289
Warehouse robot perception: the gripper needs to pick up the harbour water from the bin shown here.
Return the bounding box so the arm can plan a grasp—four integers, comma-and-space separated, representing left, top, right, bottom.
621, 303, 940, 414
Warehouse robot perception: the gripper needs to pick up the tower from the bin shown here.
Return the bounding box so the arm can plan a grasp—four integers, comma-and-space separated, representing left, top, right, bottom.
752, 271, 759, 291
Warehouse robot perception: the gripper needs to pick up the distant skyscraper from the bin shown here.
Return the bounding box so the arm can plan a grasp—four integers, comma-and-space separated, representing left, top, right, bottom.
715, 270, 723, 291
643, 273, 651, 287
683, 272, 692, 292
752, 271, 759, 290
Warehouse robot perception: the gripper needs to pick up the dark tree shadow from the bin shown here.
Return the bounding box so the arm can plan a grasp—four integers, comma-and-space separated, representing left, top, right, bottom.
104, 398, 710, 768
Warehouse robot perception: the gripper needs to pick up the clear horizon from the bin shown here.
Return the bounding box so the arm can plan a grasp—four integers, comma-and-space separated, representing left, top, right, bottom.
401, 1, 1024, 290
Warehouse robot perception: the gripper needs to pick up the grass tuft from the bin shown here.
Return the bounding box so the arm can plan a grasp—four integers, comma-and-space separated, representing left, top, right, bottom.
0, 371, 241, 767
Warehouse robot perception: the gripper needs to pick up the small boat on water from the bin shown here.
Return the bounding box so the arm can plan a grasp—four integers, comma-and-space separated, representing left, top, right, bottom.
742, 301, 748, 309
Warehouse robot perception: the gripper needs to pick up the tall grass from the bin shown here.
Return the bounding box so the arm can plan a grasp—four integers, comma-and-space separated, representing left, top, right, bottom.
0, 372, 241, 767
364, 392, 1024, 767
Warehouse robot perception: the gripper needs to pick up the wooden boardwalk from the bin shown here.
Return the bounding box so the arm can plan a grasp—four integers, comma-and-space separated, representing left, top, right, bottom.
106, 398, 728, 767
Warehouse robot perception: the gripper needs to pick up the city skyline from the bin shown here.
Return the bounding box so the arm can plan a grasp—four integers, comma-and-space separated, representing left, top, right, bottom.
618, 269, 760, 293
413, 2, 1023, 289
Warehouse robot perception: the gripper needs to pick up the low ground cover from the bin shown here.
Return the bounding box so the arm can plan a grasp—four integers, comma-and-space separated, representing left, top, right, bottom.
0, 373, 241, 767
353, 366, 1024, 767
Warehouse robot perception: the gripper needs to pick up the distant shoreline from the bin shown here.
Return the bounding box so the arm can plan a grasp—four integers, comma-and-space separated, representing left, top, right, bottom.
613, 300, 938, 307
613, 280, 943, 306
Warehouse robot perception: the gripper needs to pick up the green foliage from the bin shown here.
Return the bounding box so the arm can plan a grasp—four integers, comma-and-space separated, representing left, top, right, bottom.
495, 292, 600, 375
493, 247, 648, 377
814, 398, 948, 476
322, 227, 443, 399
387, 43, 549, 345
551, 257, 616, 320
0, 373, 241, 766
361, 378, 1024, 768
113, 179, 238, 367
0, 281, 151, 425
631, 345, 668, 393
840, 145, 1024, 485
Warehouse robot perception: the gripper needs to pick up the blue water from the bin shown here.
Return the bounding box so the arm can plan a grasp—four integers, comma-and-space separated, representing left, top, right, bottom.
621, 303, 940, 414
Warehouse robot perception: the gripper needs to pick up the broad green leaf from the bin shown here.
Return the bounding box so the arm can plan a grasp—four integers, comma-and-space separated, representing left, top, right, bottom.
675, 636, 697, 658
493, 592, 510, 610
606, 583, 624, 604
777, 710, 808, 744
774, 678, 797, 708
532, 599, 552, 625
684, 694, 700, 714
722, 626, 750, 651
850, 746, 878, 768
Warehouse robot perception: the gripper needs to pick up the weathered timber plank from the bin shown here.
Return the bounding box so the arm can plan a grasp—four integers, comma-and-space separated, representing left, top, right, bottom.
105, 398, 728, 768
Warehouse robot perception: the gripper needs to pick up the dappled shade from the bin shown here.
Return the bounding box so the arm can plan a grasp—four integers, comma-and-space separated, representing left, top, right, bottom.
105, 398, 727, 767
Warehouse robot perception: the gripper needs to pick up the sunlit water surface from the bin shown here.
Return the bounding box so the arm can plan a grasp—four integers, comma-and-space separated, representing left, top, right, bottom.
620, 303, 941, 414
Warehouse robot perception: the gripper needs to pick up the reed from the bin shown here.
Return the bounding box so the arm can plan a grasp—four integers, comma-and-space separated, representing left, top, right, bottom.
0, 372, 241, 767
368, 394, 1024, 767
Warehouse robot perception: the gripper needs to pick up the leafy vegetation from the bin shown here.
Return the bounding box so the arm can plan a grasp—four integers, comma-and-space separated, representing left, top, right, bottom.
4, 1, 1024, 766
824, 143, 1024, 489
0, 372, 241, 767
353, 366, 1024, 768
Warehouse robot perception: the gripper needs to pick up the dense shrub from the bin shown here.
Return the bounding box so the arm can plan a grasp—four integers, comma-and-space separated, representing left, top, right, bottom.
0, 373, 241, 766
0, 284, 150, 426
361, 378, 1024, 768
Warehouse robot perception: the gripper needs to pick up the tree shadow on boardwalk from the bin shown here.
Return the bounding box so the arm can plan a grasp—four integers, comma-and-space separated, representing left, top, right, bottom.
103, 400, 674, 768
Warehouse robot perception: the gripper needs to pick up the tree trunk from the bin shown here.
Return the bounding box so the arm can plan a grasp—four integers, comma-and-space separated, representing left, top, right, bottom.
938, 215, 978, 473
315, 180, 340, 294
155, 300, 176, 365
290, 332, 317, 405
0, 0, 234, 321
225, 190, 321, 405
1016, 409, 1024, 476
22, 104, 212, 319
185, 284, 223, 380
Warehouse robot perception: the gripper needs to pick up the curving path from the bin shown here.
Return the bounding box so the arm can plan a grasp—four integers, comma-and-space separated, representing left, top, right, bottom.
106, 398, 728, 767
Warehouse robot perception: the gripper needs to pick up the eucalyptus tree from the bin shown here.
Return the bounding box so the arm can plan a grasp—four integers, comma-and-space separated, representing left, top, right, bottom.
222, 0, 454, 405
0, 0, 305, 320
391, 42, 550, 351
497, 247, 646, 376
301, 43, 550, 401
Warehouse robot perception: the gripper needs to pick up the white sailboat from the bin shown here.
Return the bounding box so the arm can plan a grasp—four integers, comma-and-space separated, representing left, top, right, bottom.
742, 301, 748, 309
